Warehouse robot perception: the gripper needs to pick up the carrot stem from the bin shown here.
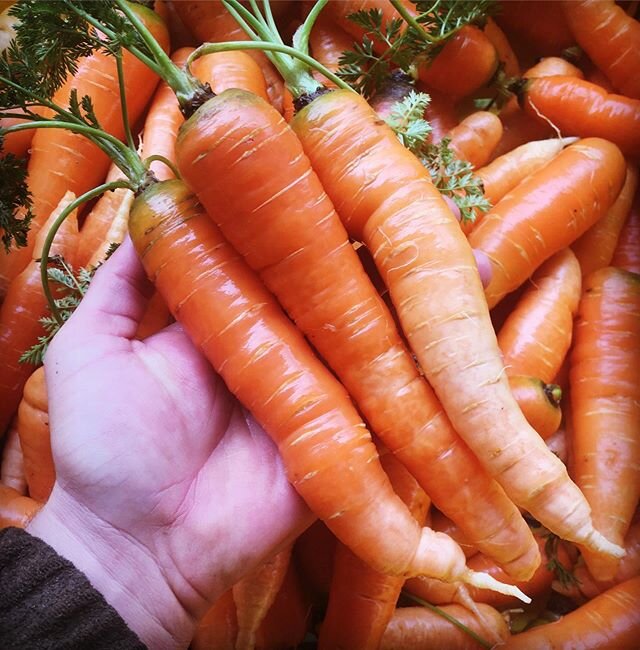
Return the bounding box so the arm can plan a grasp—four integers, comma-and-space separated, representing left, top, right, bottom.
143, 154, 181, 180
115, 49, 136, 152
402, 590, 493, 649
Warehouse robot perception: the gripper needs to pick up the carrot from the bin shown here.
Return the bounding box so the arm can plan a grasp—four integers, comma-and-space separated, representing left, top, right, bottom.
417, 26, 498, 101
517, 76, 640, 157
292, 90, 620, 557
134, 291, 170, 340
503, 576, 640, 649
546, 427, 569, 466
482, 18, 520, 78
0, 3, 169, 296
0, 192, 78, 437
128, 179, 484, 585
172, 0, 284, 112
233, 545, 292, 650
509, 376, 562, 441
379, 604, 510, 650
612, 190, 640, 274
497, 249, 582, 383
570, 267, 640, 581
573, 163, 639, 277
0, 482, 41, 529
369, 71, 415, 121
191, 590, 237, 650
0, 111, 34, 159
430, 511, 478, 560
469, 138, 626, 308
0, 418, 26, 494
16, 366, 53, 503
292, 520, 336, 601
176, 88, 539, 581
319, 454, 430, 650
447, 111, 503, 170
309, 14, 354, 88
563, 0, 640, 99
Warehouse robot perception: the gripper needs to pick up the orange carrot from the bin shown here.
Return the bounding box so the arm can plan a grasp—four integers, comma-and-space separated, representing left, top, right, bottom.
319, 454, 430, 650
293, 520, 336, 601
0, 419, 26, 494
0, 193, 78, 437
380, 604, 510, 650
563, 0, 640, 99
503, 576, 640, 649
469, 139, 626, 308
509, 376, 562, 441
177, 88, 539, 580
0, 4, 169, 296
482, 18, 520, 78
292, 91, 619, 557
16, 366, 53, 503
572, 163, 639, 277
448, 111, 503, 170
497, 249, 582, 383
420, 88, 459, 144
134, 291, 171, 340
309, 14, 354, 88
233, 545, 292, 650
518, 76, 640, 157
191, 590, 237, 650
570, 267, 640, 581
0, 482, 41, 529
129, 179, 477, 584
612, 190, 640, 274
430, 511, 478, 560
0, 112, 34, 159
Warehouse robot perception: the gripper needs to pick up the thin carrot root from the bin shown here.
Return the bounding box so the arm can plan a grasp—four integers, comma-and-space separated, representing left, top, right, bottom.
462, 569, 532, 604
456, 584, 506, 647
585, 530, 626, 559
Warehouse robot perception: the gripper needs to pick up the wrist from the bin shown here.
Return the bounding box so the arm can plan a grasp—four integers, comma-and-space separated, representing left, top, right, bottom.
27, 485, 195, 649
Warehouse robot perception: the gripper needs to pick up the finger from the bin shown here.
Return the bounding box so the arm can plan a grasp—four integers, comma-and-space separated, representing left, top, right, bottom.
442, 194, 462, 222
473, 249, 493, 289
61, 237, 154, 341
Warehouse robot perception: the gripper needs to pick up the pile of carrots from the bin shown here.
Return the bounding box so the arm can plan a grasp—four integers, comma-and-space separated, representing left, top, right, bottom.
1, 0, 640, 647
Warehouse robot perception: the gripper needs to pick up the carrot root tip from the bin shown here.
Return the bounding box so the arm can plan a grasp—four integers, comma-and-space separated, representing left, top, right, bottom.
462, 569, 532, 604
584, 530, 626, 559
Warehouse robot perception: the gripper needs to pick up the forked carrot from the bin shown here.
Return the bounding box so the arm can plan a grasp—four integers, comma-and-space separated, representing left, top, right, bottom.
497, 249, 582, 383
509, 376, 562, 441
572, 163, 639, 277
570, 267, 640, 581
612, 190, 640, 274
16, 366, 53, 503
447, 111, 503, 170
0, 482, 41, 529
0, 419, 26, 494
469, 138, 625, 308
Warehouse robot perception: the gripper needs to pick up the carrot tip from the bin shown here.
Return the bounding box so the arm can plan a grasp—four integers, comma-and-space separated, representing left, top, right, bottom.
462, 569, 532, 604
584, 530, 626, 559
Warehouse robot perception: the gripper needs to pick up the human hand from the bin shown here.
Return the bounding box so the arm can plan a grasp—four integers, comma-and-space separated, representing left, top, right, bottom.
27, 238, 311, 649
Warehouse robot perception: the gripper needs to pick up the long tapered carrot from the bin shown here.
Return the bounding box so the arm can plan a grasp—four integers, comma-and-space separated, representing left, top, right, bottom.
16, 366, 53, 503
612, 190, 640, 274
0, 482, 41, 529
0, 419, 26, 494
469, 138, 626, 308
509, 376, 562, 441
572, 163, 639, 278
176, 88, 540, 580
0, 4, 169, 296
291, 90, 619, 557
497, 249, 582, 383
172, 1, 283, 112
128, 179, 495, 586
0, 193, 78, 437
319, 454, 430, 650
503, 576, 640, 649
570, 267, 640, 581
562, 0, 640, 99
448, 111, 503, 170
380, 604, 510, 650
518, 76, 640, 157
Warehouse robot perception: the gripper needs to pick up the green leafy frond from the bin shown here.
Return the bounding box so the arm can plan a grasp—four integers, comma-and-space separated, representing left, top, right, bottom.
544, 532, 580, 589
0, 153, 33, 252
385, 90, 431, 152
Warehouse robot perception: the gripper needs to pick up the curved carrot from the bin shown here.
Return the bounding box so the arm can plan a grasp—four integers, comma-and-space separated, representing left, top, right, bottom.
572, 163, 639, 277
482, 18, 519, 78
563, 0, 640, 99
448, 111, 503, 170
292, 91, 619, 557
172, 0, 284, 112
0, 3, 169, 296
319, 454, 430, 650
233, 545, 292, 650
177, 88, 539, 580
469, 138, 626, 308
497, 249, 582, 383
570, 267, 640, 581
1, 419, 26, 494
0, 193, 78, 437
417, 26, 498, 101
16, 366, 53, 503
380, 604, 510, 650
612, 190, 640, 274
509, 376, 562, 441
518, 76, 640, 157
191, 590, 237, 650
0, 482, 41, 529
129, 179, 470, 583
503, 576, 640, 649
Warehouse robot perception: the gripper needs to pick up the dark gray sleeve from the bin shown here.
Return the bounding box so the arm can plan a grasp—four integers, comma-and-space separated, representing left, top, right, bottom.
0, 526, 147, 649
